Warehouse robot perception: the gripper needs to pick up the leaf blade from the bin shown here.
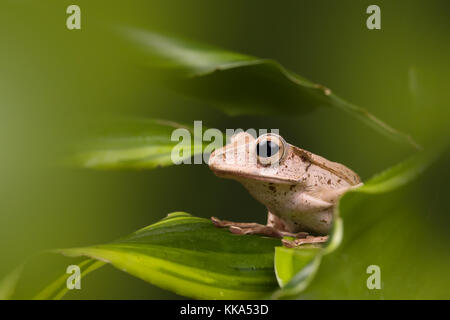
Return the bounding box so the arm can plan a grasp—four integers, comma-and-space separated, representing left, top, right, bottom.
274, 145, 446, 299
57, 212, 281, 299
71, 118, 205, 170
0, 265, 23, 300
122, 28, 419, 149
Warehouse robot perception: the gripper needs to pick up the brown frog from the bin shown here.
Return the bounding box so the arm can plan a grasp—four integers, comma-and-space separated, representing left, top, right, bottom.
208, 132, 362, 247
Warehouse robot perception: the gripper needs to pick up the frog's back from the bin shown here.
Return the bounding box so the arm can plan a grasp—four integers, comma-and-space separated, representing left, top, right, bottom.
292, 146, 361, 186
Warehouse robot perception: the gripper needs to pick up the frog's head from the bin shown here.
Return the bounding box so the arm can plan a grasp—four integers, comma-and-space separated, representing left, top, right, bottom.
208, 132, 308, 184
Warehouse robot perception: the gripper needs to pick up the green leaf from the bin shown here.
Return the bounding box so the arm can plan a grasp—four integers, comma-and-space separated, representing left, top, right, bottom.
71, 119, 206, 170
274, 246, 320, 288
32, 259, 105, 300
24, 147, 445, 299
271, 217, 342, 299
56, 212, 281, 299
273, 145, 446, 299
121, 28, 419, 149
0, 265, 23, 300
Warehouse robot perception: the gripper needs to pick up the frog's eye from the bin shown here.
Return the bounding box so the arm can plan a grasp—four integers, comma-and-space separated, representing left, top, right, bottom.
256, 134, 286, 166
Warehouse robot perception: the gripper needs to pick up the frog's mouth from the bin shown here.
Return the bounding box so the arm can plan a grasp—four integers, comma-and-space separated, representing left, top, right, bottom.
211, 169, 297, 184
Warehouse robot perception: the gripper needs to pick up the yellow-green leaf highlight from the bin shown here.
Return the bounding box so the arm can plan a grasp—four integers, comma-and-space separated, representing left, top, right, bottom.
57, 212, 281, 299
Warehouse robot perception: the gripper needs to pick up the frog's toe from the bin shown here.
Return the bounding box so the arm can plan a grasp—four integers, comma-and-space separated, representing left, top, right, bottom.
281, 239, 297, 248
211, 216, 223, 227
229, 225, 284, 238
229, 226, 245, 234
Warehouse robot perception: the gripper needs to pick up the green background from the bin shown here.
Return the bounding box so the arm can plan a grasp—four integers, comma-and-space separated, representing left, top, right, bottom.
1, 0, 449, 298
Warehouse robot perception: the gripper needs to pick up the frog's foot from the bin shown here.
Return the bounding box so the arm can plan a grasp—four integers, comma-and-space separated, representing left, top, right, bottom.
211, 217, 265, 229
281, 235, 329, 248
211, 217, 309, 239
229, 226, 309, 239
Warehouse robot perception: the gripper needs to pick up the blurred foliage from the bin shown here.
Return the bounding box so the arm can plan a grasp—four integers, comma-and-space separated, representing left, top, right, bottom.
121, 28, 419, 148
1, 0, 449, 299
71, 118, 206, 169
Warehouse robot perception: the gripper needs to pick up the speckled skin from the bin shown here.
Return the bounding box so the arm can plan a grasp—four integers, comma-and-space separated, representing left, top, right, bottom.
208, 132, 361, 235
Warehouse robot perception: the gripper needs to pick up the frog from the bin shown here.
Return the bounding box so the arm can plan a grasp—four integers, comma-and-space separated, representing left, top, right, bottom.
208, 132, 362, 247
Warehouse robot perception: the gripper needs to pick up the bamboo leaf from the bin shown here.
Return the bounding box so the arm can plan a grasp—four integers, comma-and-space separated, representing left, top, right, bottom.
0, 265, 23, 300
32, 259, 105, 300
71, 119, 206, 170
121, 28, 419, 149
273, 145, 445, 299
56, 212, 281, 299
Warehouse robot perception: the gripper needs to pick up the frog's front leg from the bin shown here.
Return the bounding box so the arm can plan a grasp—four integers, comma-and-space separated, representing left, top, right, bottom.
211, 214, 309, 239
211, 217, 265, 229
